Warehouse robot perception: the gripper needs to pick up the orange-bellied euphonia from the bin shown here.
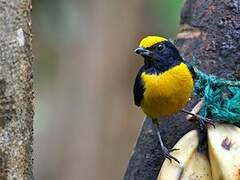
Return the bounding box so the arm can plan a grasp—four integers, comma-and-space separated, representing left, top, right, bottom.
133, 36, 196, 163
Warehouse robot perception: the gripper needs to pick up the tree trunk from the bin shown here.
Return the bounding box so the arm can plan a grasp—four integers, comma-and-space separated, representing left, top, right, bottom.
123, 0, 240, 179
0, 0, 34, 179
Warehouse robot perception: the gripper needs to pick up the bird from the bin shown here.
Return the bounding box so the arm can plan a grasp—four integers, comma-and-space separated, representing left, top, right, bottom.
133, 36, 196, 163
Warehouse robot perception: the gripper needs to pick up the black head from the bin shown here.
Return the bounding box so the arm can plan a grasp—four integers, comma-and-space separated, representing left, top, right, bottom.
135, 37, 182, 74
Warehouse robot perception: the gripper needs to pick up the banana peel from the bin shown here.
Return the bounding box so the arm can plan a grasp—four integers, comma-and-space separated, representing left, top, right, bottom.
208, 124, 240, 180
158, 130, 212, 180
158, 124, 240, 180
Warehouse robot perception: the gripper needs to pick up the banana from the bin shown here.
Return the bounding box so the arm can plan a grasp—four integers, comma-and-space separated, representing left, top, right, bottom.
208, 124, 240, 180
158, 124, 240, 180
158, 130, 212, 180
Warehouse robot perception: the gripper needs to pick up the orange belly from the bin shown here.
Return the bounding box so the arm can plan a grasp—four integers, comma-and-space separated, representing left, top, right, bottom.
141, 63, 194, 119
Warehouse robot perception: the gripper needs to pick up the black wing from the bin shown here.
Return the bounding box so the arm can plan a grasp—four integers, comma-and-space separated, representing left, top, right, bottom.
185, 61, 196, 79
133, 68, 145, 106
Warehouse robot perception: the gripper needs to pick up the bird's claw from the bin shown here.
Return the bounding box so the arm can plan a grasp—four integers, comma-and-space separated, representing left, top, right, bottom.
162, 146, 180, 164
182, 109, 215, 130
197, 115, 215, 130
169, 148, 179, 152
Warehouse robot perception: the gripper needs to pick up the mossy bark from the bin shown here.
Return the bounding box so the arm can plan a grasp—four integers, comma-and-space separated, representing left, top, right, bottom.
124, 0, 240, 179
0, 0, 34, 179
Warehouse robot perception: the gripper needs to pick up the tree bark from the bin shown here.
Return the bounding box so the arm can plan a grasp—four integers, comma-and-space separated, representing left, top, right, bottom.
0, 0, 34, 179
124, 0, 240, 179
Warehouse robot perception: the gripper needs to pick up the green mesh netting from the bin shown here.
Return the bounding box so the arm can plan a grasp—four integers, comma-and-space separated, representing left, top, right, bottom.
194, 68, 240, 127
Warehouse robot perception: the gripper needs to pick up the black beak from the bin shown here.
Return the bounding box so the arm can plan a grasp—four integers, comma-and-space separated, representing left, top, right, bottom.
134, 47, 151, 57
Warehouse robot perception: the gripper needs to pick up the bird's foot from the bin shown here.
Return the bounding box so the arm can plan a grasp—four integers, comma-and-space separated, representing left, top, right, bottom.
182, 109, 215, 130
195, 114, 215, 130
151, 119, 180, 163
161, 146, 180, 163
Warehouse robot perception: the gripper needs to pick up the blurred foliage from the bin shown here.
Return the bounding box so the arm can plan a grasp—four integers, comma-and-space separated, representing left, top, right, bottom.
32, 0, 184, 85
151, 0, 184, 37
32, 0, 185, 179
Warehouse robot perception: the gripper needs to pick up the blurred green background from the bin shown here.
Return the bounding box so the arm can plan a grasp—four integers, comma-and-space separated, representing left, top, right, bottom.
32, 0, 184, 179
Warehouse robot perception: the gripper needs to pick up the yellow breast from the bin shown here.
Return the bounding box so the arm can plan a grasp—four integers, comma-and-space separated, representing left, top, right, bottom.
141, 63, 194, 119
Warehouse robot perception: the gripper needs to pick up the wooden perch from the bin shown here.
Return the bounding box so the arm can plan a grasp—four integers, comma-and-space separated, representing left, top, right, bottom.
0, 0, 34, 179
124, 0, 240, 179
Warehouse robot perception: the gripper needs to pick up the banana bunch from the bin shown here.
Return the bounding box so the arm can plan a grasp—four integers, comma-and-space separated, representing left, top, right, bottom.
158, 124, 240, 180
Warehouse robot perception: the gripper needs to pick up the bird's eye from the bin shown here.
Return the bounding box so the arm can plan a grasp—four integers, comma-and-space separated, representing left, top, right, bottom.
157, 44, 164, 51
